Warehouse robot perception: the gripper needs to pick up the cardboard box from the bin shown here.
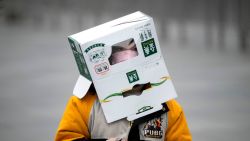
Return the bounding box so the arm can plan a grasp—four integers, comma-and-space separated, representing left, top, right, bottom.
68, 11, 177, 123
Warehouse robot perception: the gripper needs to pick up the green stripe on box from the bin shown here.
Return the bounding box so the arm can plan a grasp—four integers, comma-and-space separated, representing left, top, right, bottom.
68, 38, 92, 81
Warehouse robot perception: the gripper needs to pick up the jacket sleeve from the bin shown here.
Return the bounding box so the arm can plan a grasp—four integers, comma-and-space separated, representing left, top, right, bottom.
165, 99, 192, 141
55, 94, 97, 141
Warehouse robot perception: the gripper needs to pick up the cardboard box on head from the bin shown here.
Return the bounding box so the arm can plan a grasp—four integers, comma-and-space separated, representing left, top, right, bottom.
68, 11, 177, 123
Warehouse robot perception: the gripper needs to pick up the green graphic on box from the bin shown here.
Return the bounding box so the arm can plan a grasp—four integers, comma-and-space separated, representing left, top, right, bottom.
126, 70, 139, 83
68, 38, 92, 81
141, 38, 157, 57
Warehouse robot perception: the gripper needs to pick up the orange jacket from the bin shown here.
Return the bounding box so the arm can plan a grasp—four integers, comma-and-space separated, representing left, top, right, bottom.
55, 93, 191, 141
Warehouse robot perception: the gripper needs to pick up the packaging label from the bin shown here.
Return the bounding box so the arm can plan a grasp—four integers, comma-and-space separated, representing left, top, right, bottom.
141, 38, 157, 57
126, 70, 139, 83
85, 43, 107, 63
95, 62, 109, 74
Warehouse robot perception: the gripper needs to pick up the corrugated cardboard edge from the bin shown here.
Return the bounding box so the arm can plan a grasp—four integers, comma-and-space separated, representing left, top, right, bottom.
73, 75, 92, 99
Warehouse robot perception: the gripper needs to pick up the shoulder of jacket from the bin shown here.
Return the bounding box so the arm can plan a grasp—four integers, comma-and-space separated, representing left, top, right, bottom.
69, 93, 97, 123
166, 99, 183, 125
70, 93, 97, 106
166, 99, 182, 114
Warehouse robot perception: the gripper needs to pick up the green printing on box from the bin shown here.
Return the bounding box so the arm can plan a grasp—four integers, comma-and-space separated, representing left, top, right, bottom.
68, 38, 92, 81
126, 70, 139, 83
141, 38, 157, 57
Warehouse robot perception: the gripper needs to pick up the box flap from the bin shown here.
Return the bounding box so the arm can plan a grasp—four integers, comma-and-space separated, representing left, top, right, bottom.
73, 75, 92, 99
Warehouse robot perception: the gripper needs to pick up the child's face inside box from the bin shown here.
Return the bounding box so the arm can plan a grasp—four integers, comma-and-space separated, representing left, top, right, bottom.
70, 12, 178, 123
109, 38, 138, 65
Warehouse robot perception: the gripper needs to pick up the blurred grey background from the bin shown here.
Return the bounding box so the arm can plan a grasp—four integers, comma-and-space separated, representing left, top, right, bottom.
0, 0, 250, 140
